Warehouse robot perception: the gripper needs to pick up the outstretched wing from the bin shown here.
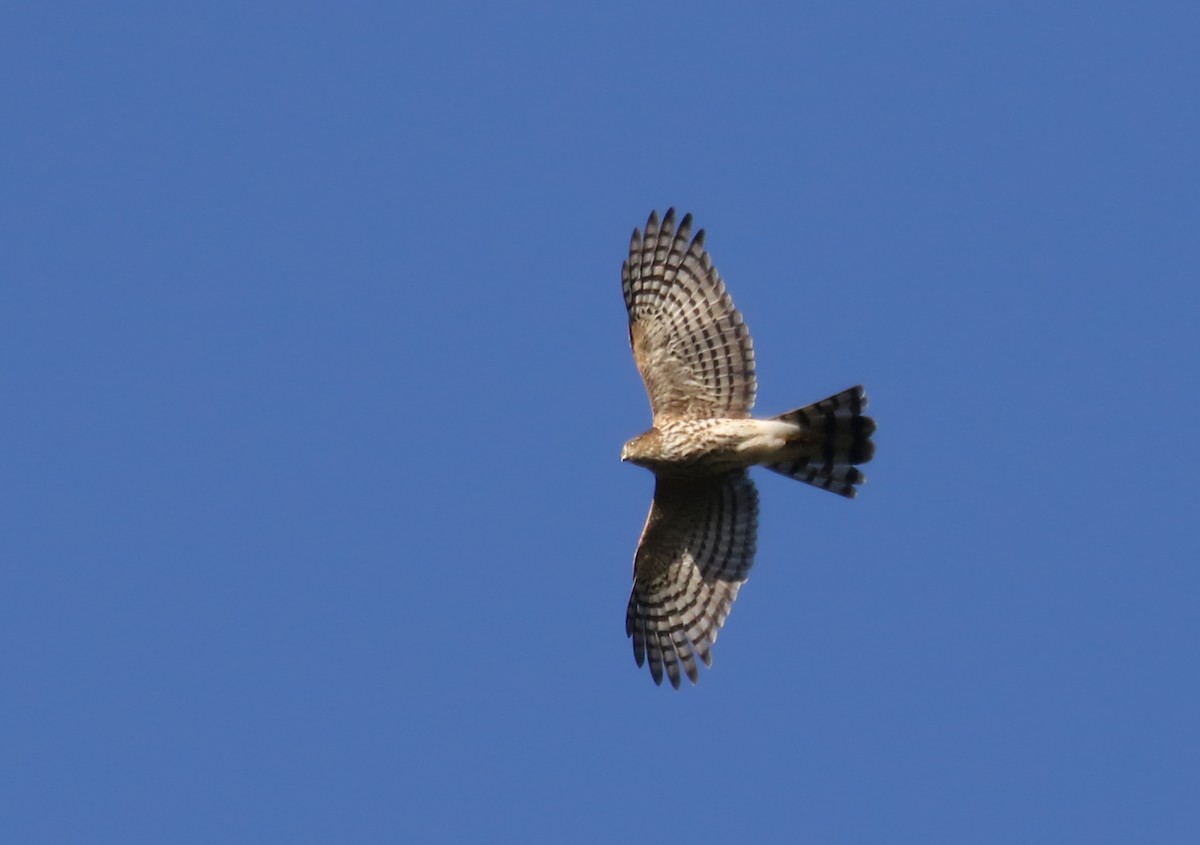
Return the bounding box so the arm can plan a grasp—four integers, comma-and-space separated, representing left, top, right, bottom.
625, 472, 759, 688
622, 209, 756, 421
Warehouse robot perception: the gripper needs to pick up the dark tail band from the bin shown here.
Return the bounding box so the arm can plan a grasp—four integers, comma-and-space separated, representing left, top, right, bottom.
765, 386, 876, 498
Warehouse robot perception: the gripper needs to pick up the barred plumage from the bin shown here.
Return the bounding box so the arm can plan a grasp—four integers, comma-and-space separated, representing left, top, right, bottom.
625, 472, 757, 688
620, 209, 876, 688
766, 386, 877, 498
622, 210, 756, 420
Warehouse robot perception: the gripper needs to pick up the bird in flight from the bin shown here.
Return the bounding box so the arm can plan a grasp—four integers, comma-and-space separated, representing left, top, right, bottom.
620, 209, 876, 688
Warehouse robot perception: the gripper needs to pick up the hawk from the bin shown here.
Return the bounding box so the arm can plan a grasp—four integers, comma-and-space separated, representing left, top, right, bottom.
620, 209, 876, 688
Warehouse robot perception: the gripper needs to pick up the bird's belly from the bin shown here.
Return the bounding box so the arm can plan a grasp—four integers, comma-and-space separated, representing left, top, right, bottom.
657, 418, 801, 473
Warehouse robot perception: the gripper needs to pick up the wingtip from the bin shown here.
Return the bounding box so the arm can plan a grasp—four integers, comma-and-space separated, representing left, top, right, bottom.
675, 212, 693, 244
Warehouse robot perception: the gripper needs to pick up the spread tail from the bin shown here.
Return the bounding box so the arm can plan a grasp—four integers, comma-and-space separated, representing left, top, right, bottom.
766, 386, 876, 498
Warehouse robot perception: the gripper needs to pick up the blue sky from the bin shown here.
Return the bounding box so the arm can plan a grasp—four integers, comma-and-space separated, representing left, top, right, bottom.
3, 2, 1198, 842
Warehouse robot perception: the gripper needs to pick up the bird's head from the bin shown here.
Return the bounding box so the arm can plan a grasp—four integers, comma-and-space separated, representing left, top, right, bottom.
620, 430, 658, 466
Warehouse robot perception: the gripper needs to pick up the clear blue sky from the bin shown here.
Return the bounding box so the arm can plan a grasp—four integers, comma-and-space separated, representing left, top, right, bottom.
4, 2, 1197, 842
